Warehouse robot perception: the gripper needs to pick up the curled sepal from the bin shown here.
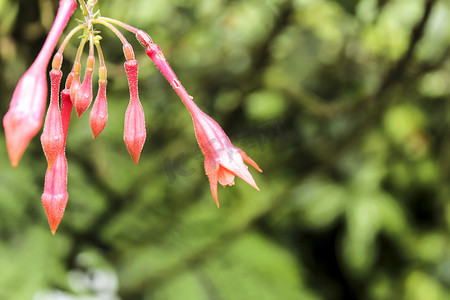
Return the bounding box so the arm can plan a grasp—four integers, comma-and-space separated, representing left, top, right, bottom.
41, 70, 64, 169
74, 56, 94, 117
124, 60, 146, 164
90, 67, 108, 138
41, 152, 68, 235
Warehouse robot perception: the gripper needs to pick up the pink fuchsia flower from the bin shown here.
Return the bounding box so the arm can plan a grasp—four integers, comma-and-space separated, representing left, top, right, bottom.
2, 0, 77, 167
192, 108, 262, 207
144, 43, 261, 206
3, 61, 48, 168
145, 42, 261, 206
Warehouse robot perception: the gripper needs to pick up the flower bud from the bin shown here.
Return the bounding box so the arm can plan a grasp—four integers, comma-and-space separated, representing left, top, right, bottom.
136, 30, 152, 48
124, 60, 146, 164
124, 99, 146, 165
90, 66, 108, 138
41, 152, 68, 235
74, 55, 94, 117
40, 70, 64, 169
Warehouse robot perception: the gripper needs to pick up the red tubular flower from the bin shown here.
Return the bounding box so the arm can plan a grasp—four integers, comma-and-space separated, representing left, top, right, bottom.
41, 70, 64, 169
2, 0, 77, 168
192, 108, 262, 207
3, 62, 47, 168
90, 66, 108, 138
42, 88, 72, 235
123, 59, 146, 165
145, 42, 261, 206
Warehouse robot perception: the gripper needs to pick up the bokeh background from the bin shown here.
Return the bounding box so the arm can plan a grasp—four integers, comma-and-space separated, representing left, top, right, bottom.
1, 0, 449, 299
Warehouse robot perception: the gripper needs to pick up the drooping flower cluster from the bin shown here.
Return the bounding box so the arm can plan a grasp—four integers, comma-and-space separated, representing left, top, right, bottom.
3, 0, 262, 234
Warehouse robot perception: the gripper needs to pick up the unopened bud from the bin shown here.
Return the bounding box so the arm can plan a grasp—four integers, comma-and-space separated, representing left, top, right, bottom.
123, 43, 135, 61
124, 99, 146, 165
74, 56, 94, 117
52, 52, 63, 70
65, 71, 74, 90
41, 152, 68, 235
90, 67, 108, 139
136, 30, 152, 47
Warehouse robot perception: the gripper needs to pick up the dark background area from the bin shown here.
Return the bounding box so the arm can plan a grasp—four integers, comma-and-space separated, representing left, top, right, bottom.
0, 0, 449, 299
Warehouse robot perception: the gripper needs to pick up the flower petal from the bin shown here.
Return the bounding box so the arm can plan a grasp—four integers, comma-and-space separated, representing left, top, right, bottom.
218, 147, 259, 191
238, 148, 262, 172
218, 165, 235, 186
204, 157, 220, 207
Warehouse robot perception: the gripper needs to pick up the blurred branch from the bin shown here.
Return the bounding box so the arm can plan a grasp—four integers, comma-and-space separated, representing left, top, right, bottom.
274, 0, 439, 185
340, 0, 437, 120
284, 0, 438, 118
318, 0, 436, 115
370, 0, 437, 102
220, 0, 295, 125
417, 47, 450, 74
248, 0, 294, 76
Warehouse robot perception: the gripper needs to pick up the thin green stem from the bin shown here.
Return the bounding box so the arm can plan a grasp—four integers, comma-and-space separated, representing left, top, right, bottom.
89, 32, 95, 58
98, 17, 139, 34
93, 19, 129, 45
78, 0, 88, 16
57, 24, 88, 55
75, 36, 89, 63
95, 41, 105, 67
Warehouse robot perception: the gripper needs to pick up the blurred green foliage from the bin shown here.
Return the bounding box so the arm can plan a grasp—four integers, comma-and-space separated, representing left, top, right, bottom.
0, 0, 449, 299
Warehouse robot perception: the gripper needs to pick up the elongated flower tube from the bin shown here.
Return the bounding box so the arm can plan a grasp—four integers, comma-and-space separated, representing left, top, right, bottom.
3, 0, 77, 167
41, 69, 64, 169
42, 88, 72, 234
145, 42, 261, 206
41, 89, 72, 235
123, 59, 146, 164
